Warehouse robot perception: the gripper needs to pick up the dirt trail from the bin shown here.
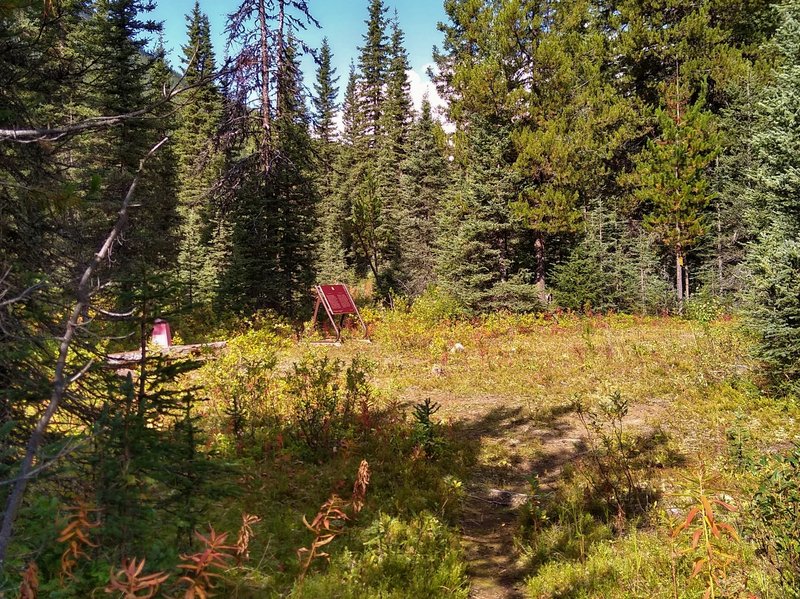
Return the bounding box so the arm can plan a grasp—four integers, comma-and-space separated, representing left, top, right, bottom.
409, 392, 586, 599
462, 416, 586, 598
426, 391, 664, 599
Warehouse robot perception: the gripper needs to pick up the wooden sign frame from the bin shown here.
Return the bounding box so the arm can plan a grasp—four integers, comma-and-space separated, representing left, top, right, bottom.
311, 284, 367, 341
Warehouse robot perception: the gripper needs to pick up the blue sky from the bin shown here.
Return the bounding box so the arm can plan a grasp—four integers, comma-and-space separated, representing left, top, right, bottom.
148, 0, 449, 114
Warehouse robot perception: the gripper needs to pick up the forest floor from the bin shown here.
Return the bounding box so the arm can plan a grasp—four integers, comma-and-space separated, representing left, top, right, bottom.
13, 312, 799, 598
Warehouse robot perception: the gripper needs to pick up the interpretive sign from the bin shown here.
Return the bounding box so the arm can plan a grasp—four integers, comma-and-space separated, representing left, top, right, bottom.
319, 284, 357, 315
311, 284, 367, 341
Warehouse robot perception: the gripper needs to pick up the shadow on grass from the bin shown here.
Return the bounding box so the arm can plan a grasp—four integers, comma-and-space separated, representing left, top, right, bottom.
443, 399, 683, 598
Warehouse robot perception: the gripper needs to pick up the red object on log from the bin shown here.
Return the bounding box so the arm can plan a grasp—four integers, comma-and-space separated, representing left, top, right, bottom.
151, 319, 172, 348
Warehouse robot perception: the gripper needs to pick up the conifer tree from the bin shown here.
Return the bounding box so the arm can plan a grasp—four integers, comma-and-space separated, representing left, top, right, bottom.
139, 43, 180, 273
0, 0, 97, 544
269, 37, 318, 315
312, 37, 347, 284
627, 83, 721, 304
552, 208, 672, 313
600, 0, 758, 108
437, 118, 537, 312
368, 14, 413, 294
397, 98, 450, 294
93, 283, 201, 559
84, 0, 160, 171
379, 14, 413, 164
322, 64, 364, 283
357, 0, 389, 144
0, 0, 189, 568
312, 37, 339, 144
82, 0, 179, 303
435, 0, 638, 299
221, 0, 319, 315
174, 2, 225, 308
509, 0, 638, 298
745, 0, 800, 393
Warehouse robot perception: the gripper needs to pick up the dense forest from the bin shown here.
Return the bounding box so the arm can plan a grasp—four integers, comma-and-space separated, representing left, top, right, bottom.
3, 0, 800, 597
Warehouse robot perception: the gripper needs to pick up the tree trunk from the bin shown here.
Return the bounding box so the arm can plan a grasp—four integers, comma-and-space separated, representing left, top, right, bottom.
640, 267, 646, 312
534, 233, 546, 300
676, 249, 684, 309
716, 198, 723, 295
684, 263, 690, 301
258, 0, 272, 172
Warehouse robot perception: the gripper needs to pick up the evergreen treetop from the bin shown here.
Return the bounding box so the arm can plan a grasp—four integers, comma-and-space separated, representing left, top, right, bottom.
312, 37, 339, 143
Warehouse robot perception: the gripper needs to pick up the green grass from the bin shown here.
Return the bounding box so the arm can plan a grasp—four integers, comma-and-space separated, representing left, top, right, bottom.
15, 308, 799, 598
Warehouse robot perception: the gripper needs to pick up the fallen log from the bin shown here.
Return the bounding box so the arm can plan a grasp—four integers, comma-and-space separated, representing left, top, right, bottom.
107, 341, 227, 367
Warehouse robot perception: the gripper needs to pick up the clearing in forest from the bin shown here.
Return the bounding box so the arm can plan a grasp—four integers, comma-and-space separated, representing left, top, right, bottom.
276, 311, 790, 598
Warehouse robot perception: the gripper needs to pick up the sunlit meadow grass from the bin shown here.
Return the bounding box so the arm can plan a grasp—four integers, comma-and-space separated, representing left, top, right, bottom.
183, 307, 799, 598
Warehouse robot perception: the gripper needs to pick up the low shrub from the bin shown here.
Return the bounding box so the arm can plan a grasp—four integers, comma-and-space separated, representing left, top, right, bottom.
285, 354, 375, 458
684, 291, 724, 323
291, 512, 469, 599
198, 327, 289, 448
751, 446, 800, 596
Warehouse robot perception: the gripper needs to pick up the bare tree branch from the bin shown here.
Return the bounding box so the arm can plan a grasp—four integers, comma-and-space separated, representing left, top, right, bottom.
0, 46, 231, 144
0, 440, 85, 488
0, 136, 169, 569
0, 265, 46, 308
94, 307, 136, 319
0, 282, 46, 307
67, 359, 95, 385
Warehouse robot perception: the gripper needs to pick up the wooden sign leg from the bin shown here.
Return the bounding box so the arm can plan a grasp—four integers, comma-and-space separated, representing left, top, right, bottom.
312, 297, 322, 331
355, 311, 368, 339
329, 310, 341, 341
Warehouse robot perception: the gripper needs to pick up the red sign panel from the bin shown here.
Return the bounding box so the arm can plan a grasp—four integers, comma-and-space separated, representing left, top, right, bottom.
319, 284, 357, 315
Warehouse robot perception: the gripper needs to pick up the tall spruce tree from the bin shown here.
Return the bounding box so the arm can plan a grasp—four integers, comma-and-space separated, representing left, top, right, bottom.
312, 37, 347, 283
312, 37, 339, 144
437, 118, 538, 312
357, 0, 389, 144
269, 37, 318, 315
368, 14, 413, 295
174, 2, 225, 308
329, 0, 404, 299
379, 14, 413, 164
82, 0, 179, 308
324, 64, 365, 283
397, 98, 450, 294
745, 0, 800, 393
221, 0, 319, 315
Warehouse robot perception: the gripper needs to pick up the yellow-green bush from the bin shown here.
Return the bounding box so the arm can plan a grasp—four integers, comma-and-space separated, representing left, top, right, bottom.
195, 327, 290, 448
291, 512, 469, 599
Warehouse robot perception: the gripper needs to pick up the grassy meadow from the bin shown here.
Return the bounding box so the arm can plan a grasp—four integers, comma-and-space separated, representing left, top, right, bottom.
179, 301, 798, 598
12, 303, 800, 598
